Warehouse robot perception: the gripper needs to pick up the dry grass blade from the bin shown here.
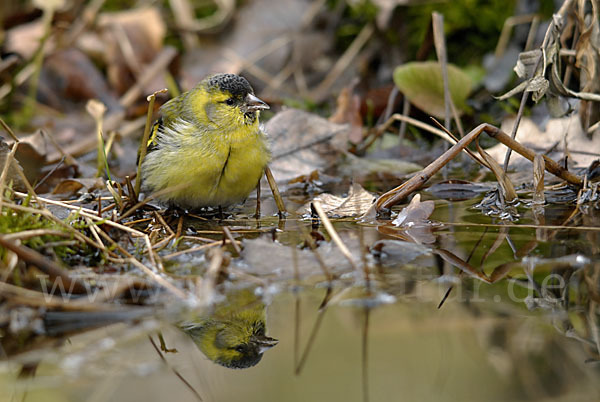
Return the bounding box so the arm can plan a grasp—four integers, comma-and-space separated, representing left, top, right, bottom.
0, 141, 19, 211
432, 12, 464, 137
135, 88, 169, 199
312, 201, 360, 275
265, 166, 286, 215
222, 226, 241, 254
0, 117, 19, 142
162, 241, 227, 260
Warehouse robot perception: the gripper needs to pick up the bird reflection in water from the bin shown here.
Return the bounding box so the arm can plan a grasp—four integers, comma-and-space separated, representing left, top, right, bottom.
178, 288, 278, 369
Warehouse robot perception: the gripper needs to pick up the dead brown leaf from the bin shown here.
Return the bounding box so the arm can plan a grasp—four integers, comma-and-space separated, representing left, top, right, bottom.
39, 48, 121, 111
267, 109, 349, 182
51, 177, 105, 196
304, 183, 375, 218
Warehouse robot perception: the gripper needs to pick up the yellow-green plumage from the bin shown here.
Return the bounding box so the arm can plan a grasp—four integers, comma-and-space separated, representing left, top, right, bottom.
141, 74, 270, 209
179, 288, 278, 369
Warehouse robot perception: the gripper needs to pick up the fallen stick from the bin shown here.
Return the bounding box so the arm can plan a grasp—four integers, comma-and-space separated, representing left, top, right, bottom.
375, 123, 583, 211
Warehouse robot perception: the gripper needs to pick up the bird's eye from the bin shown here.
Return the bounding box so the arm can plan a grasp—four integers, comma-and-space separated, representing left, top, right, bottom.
225, 98, 235, 106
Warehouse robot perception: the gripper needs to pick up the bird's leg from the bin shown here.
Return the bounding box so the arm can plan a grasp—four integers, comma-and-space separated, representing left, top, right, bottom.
254, 182, 261, 219
218, 205, 224, 220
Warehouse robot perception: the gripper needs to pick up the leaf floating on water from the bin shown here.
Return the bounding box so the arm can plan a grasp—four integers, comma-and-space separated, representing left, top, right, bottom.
305, 183, 375, 218
382, 194, 437, 244
393, 61, 473, 118
392, 194, 434, 227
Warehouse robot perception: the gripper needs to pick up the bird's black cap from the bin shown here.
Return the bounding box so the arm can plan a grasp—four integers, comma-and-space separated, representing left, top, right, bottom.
207, 73, 254, 97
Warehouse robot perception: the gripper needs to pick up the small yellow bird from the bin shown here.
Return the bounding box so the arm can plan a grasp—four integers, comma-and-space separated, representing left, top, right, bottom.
141, 74, 271, 209
179, 288, 278, 369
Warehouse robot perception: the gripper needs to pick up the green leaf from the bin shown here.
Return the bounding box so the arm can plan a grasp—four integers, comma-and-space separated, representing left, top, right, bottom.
393, 61, 473, 118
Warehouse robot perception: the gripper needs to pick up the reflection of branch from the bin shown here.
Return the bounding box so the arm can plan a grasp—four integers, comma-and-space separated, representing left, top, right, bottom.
148, 335, 203, 401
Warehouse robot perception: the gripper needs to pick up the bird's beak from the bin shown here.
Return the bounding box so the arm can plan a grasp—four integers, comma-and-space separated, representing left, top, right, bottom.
246, 93, 270, 111
252, 335, 279, 354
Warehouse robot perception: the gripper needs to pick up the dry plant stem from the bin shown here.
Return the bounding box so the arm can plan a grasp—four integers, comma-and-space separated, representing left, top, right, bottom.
93, 226, 187, 300
502, 0, 574, 170
176, 217, 183, 238
432, 13, 464, 137
495, 14, 539, 58
5, 203, 107, 253
312, 201, 360, 274
0, 142, 19, 212
0, 281, 128, 310
42, 129, 78, 166
154, 211, 175, 236
198, 247, 224, 303
222, 226, 241, 254
311, 23, 374, 101
296, 222, 333, 281
3, 229, 68, 241
255, 181, 261, 218
162, 241, 231, 260
265, 166, 286, 215
361, 114, 455, 154
376, 123, 583, 211
119, 48, 175, 108
12, 192, 149, 239
0, 118, 19, 142
0, 236, 87, 294
432, 13, 451, 133
135, 89, 167, 198
503, 91, 529, 172
153, 234, 174, 252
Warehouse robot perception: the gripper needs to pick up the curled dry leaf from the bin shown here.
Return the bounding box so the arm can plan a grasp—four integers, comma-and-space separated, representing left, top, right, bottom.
304, 183, 375, 218
51, 178, 105, 196
392, 194, 435, 227
533, 153, 545, 205
381, 194, 436, 244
